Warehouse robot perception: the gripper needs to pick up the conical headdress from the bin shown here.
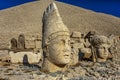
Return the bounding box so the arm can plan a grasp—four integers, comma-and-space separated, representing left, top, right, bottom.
42, 3, 70, 47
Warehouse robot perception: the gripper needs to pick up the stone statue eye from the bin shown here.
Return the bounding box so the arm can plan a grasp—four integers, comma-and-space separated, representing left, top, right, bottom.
61, 39, 65, 44
68, 40, 71, 45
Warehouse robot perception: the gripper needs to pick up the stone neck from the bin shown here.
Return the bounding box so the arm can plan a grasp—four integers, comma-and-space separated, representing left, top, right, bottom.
41, 58, 65, 73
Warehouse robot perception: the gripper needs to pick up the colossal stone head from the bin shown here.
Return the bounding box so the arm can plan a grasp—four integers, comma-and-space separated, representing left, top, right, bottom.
92, 35, 111, 62
42, 3, 71, 72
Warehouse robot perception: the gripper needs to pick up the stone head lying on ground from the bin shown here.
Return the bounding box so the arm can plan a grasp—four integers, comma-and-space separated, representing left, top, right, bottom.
41, 2, 76, 73
1, 1, 119, 75
91, 35, 112, 62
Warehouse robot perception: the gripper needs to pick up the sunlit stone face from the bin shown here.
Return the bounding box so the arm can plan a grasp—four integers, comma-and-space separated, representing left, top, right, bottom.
47, 35, 71, 66
97, 44, 109, 59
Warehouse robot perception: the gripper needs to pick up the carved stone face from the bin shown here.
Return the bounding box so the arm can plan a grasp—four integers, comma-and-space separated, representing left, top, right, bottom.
97, 44, 109, 59
92, 35, 110, 60
47, 35, 71, 66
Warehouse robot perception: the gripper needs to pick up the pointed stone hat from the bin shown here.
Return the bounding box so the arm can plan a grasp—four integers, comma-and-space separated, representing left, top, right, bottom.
42, 2, 70, 47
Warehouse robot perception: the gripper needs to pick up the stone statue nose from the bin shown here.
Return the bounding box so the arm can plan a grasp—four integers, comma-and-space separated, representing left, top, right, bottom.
105, 48, 108, 53
64, 41, 71, 52
63, 49, 70, 52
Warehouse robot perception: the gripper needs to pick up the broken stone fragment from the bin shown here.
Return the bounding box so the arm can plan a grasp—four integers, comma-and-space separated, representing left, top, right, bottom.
0, 50, 10, 62
80, 48, 92, 59
25, 40, 35, 49
10, 38, 17, 50
71, 31, 82, 38
17, 34, 25, 50
9, 51, 43, 64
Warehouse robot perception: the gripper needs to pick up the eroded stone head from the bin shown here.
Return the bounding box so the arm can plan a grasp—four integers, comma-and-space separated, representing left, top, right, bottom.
92, 35, 111, 62
42, 3, 72, 72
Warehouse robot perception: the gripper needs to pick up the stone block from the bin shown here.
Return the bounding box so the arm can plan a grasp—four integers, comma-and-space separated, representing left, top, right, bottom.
0, 50, 10, 62
9, 51, 43, 64
25, 40, 35, 49
80, 48, 92, 59
35, 40, 41, 49
71, 31, 81, 38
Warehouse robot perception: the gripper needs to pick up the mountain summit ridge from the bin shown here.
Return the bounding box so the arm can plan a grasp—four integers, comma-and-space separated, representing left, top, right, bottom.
0, 0, 120, 48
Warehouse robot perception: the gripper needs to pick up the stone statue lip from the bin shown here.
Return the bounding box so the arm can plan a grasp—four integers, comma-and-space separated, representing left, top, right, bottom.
63, 54, 70, 58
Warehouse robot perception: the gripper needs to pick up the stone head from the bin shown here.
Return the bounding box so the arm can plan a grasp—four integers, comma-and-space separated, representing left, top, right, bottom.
92, 35, 111, 59
42, 3, 71, 70
46, 32, 71, 66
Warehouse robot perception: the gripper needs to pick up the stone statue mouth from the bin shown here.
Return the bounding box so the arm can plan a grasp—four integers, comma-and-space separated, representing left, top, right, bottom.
63, 54, 70, 58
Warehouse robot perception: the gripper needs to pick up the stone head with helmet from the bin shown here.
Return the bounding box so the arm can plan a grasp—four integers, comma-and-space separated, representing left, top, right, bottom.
41, 3, 72, 72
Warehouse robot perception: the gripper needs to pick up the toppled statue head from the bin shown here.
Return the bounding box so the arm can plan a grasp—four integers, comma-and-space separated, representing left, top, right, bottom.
42, 3, 72, 72
92, 35, 111, 62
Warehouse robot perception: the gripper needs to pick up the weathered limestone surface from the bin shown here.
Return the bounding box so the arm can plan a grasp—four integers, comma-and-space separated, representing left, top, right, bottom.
70, 31, 115, 62
18, 34, 25, 50
10, 38, 17, 50
91, 35, 111, 62
25, 35, 36, 49
80, 48, 92, 59
9, 51, 42, 64
42, 3, 70, 47
0, 50, 10, 62
25, 35, 42, 49
41, 3, 75, 72
0, 1, 120, 79
35, 40, 41, 49
71, 31, 82, 38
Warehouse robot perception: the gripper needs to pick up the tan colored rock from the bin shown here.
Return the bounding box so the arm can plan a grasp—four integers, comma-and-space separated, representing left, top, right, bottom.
25, 34, 42, 49
34, 34, 42, 49
0, 50, 10, 62
71, 31, 81, 38
25, 40, 35, 49
0, 0, 120, 49
91, 35, 112, 62
80, 48, 92, 59
42, 3, 70, 47
35, 40, 41, 49
9, 51, 43, 64
10, 38, 17, 50
17, 34, 25, 50
71, 47, 79, 65
41, 3, 73, 72
109, 35, 120, 45
84, 38, 91, 48
25, 35, 35, 49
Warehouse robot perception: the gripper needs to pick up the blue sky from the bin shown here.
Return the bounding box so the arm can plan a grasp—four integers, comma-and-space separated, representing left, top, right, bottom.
0, 0, 34, 10
0, 0, 120, 17
57, 0, 120, 17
